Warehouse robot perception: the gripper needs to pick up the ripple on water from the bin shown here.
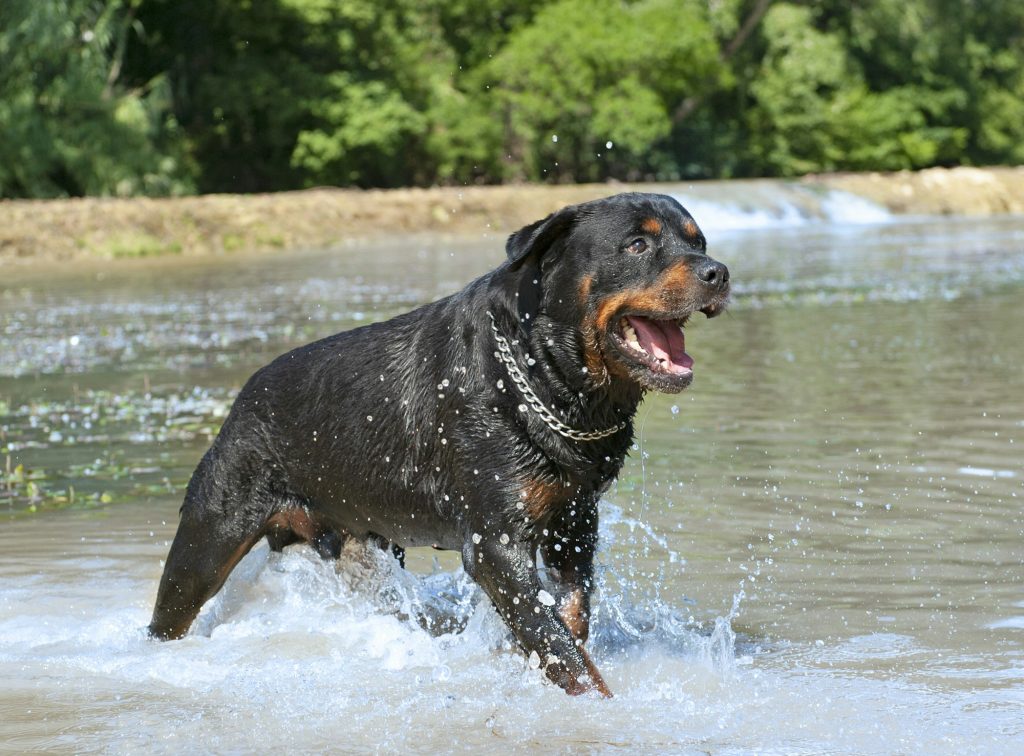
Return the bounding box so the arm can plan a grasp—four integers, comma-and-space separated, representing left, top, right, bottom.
2, 217, 1024, 752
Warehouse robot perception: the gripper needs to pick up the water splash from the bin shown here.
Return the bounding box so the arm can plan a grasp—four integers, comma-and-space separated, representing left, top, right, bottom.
670, 185, 891, 235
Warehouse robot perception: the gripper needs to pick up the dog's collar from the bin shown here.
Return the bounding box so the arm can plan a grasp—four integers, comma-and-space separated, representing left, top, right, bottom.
487, 312, 626, 442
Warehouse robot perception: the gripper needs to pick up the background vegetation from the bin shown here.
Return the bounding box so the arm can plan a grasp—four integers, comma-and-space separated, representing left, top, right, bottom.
2, 0, 1022, 198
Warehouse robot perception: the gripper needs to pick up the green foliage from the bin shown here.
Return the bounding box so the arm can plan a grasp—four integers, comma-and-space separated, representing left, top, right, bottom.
0, 0, 192, 198
742, 4, 960, 174
481, 0, 723, 182
1, 0, 1022, 196
290, 0, 453, 188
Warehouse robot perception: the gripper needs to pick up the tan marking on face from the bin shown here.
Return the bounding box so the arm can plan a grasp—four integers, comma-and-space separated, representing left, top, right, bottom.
595, 260, 692, 333
521, 477, 565, 521
641, 217, 662, 235
578, 274, 593, 302
683, 219, 699, 240
594, 291, 632, 334
577, 274, 610, 384
658, 259, 691, 294
558, 587, 590, 643
592, 260, 695, 377
581, 326, 607, 383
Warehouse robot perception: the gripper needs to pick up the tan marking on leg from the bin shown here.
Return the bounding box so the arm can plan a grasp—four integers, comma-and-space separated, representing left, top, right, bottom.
565, 647, 612, 697
558, 587, 589, 643
521, 477, 565, 521
264, 507, 343, 548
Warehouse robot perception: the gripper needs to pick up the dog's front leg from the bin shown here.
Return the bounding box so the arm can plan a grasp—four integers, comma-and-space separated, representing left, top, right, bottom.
539, 497, 599, 645
463, 533, 611, 697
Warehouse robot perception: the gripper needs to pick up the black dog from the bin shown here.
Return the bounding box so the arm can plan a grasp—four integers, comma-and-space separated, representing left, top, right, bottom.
149, 192, 729, 697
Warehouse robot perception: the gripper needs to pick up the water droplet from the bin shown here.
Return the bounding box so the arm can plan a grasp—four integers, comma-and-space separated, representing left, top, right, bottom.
537, 589, 555, 606
499, 533, 510, 545
472, 533, 482, 544
496, 379, 504, 390
671, 405, 680, 415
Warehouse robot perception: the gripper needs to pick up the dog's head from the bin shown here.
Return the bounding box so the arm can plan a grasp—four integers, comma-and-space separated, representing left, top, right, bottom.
506, 193, 729, 394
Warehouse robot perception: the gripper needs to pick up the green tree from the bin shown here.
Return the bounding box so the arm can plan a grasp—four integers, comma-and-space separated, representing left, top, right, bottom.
0, 0, 190, 198
289, 0, 455, 188
5, 0, 1024, 196
843, 0, 1024, 165
741, 3, 963, 175
478, 0, 725, 182
124, 0, 335, 192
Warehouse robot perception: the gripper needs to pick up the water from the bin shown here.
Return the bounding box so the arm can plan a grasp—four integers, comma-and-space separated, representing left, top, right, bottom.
2, 197, 1023, 752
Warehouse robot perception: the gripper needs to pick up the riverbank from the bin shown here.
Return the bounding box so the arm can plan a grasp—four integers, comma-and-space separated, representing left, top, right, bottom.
2, 166, 1022, 265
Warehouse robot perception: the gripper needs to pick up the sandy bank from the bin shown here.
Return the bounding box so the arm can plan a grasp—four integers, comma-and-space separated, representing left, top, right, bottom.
2, 166, 1022, 265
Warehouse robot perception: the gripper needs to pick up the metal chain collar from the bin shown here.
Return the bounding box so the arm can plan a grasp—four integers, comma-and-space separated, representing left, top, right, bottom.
487, 312, 626, 442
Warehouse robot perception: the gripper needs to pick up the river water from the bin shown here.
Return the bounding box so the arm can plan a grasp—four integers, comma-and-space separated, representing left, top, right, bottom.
1, 188, 1022, 753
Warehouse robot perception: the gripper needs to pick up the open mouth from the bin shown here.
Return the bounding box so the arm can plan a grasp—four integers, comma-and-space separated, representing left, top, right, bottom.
608, 312, 705, 392
618, 315, 693, 375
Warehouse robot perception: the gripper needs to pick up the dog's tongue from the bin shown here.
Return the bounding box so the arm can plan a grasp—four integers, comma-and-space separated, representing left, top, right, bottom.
627, 315, 694, 373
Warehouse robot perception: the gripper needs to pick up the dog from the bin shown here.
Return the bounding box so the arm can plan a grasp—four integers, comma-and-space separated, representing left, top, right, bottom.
149, 192, 730, 697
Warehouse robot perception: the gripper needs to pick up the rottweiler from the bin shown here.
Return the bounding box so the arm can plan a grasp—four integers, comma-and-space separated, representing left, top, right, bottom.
149, 192, 730, 697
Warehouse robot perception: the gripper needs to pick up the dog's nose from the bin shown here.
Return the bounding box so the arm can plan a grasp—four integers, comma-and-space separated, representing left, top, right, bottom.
696, 259, 729, 288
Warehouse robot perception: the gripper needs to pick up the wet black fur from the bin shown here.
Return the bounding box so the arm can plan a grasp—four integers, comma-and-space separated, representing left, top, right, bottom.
149, 192, 730, 695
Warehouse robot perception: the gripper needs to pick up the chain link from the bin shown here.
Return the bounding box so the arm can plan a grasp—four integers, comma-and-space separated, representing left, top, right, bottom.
487, 312, 625, 442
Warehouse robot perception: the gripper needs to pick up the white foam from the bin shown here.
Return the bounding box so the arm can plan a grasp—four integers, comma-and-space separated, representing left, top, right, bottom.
671, 196, 811, 233
959, 466, 1016, 478
987, 616, 1024, 630
0, 515, 1019, 753
670, 187, 891, 235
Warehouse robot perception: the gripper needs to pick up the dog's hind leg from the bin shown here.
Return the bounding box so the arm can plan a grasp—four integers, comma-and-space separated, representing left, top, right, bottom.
148, 452, 270, 640
265, 501, 347, 560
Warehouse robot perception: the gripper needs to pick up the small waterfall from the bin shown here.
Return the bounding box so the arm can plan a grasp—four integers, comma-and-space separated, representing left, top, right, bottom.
663, 179, 892, 235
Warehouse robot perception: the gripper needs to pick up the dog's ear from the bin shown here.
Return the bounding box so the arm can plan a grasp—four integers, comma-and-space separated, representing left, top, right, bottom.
505, 205, 578, 270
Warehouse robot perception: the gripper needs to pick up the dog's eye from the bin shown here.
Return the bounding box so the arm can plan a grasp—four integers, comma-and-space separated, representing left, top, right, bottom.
625, 238, 648, 254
